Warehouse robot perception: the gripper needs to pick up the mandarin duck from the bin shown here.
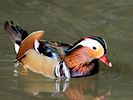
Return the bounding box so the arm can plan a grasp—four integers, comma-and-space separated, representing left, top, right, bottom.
4, 21, 112, 79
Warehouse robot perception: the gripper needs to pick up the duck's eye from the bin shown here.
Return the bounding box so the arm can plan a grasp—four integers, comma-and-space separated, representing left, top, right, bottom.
93, 46, 97, 50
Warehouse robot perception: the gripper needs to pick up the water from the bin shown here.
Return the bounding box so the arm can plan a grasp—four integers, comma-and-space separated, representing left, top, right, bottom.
0, 0, 133, 100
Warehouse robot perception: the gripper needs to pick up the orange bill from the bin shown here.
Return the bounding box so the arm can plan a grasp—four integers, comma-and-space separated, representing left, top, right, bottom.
99, 54, 112, 67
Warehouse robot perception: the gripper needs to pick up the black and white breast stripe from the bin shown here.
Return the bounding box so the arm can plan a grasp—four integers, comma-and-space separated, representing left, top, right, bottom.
55, 62, 70, 79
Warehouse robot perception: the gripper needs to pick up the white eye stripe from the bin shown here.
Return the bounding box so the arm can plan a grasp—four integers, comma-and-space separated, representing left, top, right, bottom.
77, 39, 103, 51
68, 38, 105, 57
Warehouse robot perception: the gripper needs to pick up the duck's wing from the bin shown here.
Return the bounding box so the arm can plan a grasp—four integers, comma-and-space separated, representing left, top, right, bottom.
34, 40, 72, 60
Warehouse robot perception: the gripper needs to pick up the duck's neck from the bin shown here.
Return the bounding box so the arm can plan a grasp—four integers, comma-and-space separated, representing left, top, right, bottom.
64, 47, 99, 77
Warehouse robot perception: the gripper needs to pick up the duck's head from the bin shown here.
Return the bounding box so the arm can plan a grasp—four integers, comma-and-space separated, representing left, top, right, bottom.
67, 36, 112, 67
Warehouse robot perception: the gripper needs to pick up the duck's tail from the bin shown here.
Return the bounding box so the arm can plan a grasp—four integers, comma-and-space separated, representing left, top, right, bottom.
4, 21, 29, 54
4, 21, 44, 61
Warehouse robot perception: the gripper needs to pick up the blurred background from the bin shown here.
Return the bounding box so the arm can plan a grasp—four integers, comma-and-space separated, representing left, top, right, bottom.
0, 0, 133, 100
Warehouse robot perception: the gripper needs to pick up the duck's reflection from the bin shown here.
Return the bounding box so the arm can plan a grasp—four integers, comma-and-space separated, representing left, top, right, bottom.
14, 70, 110, 100
63, 78, 110, 100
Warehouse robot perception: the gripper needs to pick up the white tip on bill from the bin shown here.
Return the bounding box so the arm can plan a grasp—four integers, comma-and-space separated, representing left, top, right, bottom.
109, 62, 112, 67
